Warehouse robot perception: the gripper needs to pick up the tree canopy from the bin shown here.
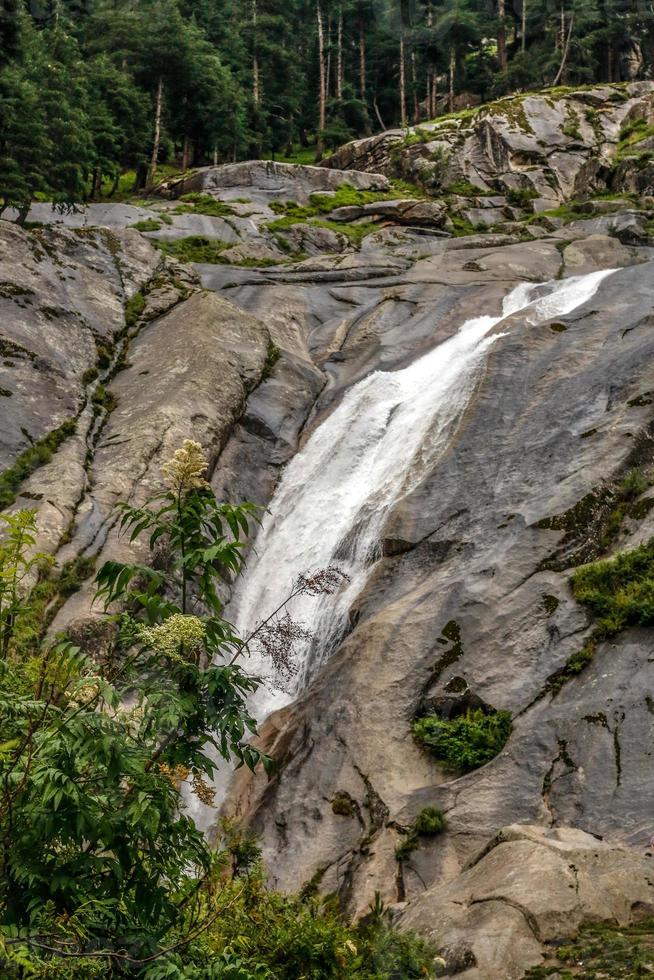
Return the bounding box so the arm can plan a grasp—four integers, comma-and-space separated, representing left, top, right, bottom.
1, 0, 653, 210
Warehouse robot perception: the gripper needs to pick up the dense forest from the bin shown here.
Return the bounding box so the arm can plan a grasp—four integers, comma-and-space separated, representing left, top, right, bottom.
1, 0, 653, 215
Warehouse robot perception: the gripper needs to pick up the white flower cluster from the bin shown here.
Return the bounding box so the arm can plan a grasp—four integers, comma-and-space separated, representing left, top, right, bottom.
161, 439, 209, 492
141, 614, 206, 663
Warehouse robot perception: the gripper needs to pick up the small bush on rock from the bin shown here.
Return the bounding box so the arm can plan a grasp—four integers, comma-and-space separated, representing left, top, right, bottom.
414, 806, 447, 836
396, 807, 447, 860
413, 708, 512, 772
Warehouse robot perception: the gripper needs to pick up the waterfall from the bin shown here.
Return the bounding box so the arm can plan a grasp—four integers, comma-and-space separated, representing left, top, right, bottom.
229, 269, 614, 721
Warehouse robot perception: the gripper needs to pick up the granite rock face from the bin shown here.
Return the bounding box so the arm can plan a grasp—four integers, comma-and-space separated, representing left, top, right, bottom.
325, 82, 654, 225
398, 824, 654, 979
3, 89, 654, 975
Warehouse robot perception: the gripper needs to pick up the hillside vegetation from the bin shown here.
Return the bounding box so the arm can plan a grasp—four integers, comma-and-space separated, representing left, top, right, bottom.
2, 0, 654, 217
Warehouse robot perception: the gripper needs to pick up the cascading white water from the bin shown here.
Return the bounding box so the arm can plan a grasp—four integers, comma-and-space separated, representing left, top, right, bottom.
230, 269, 614, 720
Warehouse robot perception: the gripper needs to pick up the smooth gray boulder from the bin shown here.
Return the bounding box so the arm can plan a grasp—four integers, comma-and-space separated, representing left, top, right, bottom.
157, 160, 389, 205
398, 824, 654, 979
329, 198, 449, 227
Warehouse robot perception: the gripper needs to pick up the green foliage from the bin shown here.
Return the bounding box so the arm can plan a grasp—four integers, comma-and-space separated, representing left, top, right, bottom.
10, 553, 95, 658
506, 187, 539, 207
268, 180, 411, 224
446, 180, 485, 197
0, 447, 440, 976
524, 918, 654, 979
91, 384, 117, 413
81, 367, 99, 385
0, 419, 76, 509
413, 708, 512, 772
542, 593, 560, 615
266, 207, 378, 249
414, 806, 447, 836
0, 510, 53, 659
450, 214, 479, 237
331, 792, 357, 817
395, 807, 447, 861
167, 857, 440, 979
0, 441, 268, 968
131, 218, 163, 232
125, 290, 146, 327
571, 537, 654, 640
154, 235, 231, 263
616, 118, 654, 160
309, 182, 419, 212
549, 521, 654, 693
174, 193, 236, 217
0, 0, 653, 216
262, 341, 281, 380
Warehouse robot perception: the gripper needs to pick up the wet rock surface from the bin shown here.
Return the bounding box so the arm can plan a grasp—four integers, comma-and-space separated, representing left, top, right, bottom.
3, 87, 654, 974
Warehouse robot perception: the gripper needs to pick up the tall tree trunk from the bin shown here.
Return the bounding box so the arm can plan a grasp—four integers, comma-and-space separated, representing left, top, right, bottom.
521, 0, 527, 52
552, 10, 574, 85
373, 97, 386, 131
91, 167, 102, 199
449, 48, 455, 112
317, 2, 327, 154
411, 50, 420, 122
326, 14, 332, 99
607, 42, 613, 82
399, 28, 407, 126
430, 71, 438, 118
557, 2, 565, 50
252, 0, 260, 105
336, 6, 344, 100
497, 0, 508, 71
182, 135, 192, 171
147, 76, 163, 187
426, 2, 436, 118
359, 14, 367, 100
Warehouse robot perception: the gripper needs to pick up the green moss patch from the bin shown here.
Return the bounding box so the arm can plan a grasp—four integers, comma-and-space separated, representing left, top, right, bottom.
12, 554, 96, 656
91, 384, 117, 413
125, 290, 146, 327
549, 535, 654, 694
130, 218, 163, 232
174, 192, 236, 217
153, 235, 231, 263
395, 806, 447, 860
331, 792, 358, 817
445, 180, 487, 196
537, 466, 653, 571
542, 594, 560, 615
0, 419, 76, 509
524, 919, 654, 978
413, 707, 512, 772
266, 212, 378, 248
413, 806, 446, 836
450, 214, 480, 237
572, 537, 654, 638
506, 187, 538, 207
616, 117, 654, 160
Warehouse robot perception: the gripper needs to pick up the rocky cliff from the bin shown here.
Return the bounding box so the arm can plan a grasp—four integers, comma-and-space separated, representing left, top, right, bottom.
3, 83, 654, 978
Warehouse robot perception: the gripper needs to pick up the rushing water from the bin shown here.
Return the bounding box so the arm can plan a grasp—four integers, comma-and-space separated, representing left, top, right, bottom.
228, 269, 614, 721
